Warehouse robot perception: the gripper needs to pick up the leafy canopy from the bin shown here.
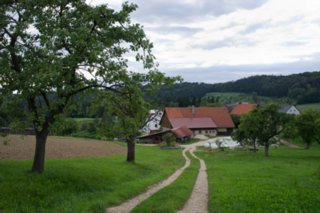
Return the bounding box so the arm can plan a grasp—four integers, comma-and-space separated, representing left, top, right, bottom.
0, 0, 160, 132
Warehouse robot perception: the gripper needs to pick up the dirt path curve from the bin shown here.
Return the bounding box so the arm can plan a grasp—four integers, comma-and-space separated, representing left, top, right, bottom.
106, 147, 192, 213
178, 145, 208, 213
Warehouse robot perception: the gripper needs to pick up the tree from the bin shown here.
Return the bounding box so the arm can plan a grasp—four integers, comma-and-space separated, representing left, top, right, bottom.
102, 72, 178, 162
233, 104, 286, 156
0, 0, 158, 172
295, 110, 320, 149
232, 109, 261, 152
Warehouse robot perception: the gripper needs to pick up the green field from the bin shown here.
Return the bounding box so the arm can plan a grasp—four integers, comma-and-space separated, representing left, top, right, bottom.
198, 146, 320, 213
204, 92, 290, 105
297, 103, 320, 112
0, 146, 184, 213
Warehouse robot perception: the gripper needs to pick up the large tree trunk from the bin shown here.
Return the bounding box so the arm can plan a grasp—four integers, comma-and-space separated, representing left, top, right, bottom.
264, 143, 269, 157
32, 129, 49, 173
126, 139, 135, 162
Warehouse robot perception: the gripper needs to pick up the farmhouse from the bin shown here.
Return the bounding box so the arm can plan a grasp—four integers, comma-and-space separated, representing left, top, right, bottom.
139, 126, 192, 143
230, 103, 257, 116
141, 110, 163, 134
161, 106, 235, 136
279, 105, 300, 115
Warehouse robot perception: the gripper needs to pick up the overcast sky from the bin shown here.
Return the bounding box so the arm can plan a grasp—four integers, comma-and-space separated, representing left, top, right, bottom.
88, 0, 320, 83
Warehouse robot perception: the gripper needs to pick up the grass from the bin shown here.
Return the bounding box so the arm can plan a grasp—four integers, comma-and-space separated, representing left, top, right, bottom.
0, 146, 184, 213
297, 102, 320, 112
198, 146, 320, 213
181, 138, 202, 145
70, 118, 97, 123
204, 92, 289, 105
132, 152, 199, 213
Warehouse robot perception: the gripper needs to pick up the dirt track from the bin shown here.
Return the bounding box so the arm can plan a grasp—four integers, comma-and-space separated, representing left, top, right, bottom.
0, 135, 126, 160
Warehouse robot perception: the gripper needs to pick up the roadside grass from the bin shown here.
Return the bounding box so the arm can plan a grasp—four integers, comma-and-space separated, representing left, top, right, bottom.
198, 146, 320, 213
297, 102, 320, 112
0, 146, 184, 213
181, 138, 202, 145
132, 152, 199, 213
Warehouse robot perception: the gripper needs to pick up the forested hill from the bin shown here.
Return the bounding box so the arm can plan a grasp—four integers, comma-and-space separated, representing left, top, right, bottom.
155, 71, 320, 105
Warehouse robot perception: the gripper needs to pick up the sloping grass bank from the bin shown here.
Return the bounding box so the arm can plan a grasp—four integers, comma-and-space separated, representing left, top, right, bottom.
198, 146, 320, 213
0, 146, 184, 213
132, 152, 199, 213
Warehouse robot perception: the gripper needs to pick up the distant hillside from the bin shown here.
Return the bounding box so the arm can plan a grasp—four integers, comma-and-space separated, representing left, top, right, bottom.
211, 71, 320, 104
203, 92, 291, 105
155, 71, 320, 106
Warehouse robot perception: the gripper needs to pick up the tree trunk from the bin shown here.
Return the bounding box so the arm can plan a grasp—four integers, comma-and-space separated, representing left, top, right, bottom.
264, 143, 269, 157
32, 129, 49, 173
306, 142, 311, 149
253, 139, 257, 153
127, 139, 135, 162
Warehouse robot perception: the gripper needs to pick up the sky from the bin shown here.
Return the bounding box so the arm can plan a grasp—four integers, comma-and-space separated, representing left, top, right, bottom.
88, 0, 320, 83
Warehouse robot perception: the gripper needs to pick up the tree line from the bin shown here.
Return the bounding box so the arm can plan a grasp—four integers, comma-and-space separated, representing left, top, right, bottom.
153, 71, 320, 106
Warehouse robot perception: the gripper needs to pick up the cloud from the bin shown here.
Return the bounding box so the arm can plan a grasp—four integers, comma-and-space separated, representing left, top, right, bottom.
166, 53, 320, 83
130, 0, 267, 23
89, 0, 320, 83
145, 26, 202, 36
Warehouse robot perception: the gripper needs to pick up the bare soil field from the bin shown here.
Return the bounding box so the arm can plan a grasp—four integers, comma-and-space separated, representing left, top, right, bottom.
0, 135, 126, 160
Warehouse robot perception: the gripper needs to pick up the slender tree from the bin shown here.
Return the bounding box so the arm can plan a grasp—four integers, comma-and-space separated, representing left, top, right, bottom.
0, 0, 158, 172
103, 71, 179, 162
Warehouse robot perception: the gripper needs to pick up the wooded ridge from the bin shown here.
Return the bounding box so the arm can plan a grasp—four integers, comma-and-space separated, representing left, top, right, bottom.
154, 71, 320, 105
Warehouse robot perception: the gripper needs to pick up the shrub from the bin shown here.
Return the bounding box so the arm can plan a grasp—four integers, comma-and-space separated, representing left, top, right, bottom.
163, 133, 176, 147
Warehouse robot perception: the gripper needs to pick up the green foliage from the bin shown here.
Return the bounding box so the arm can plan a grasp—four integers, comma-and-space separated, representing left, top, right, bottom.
50, 118, 79, 136
294, 110, 320, 149
1, 0, 170, 171
153, 72, 320, 107
163, 133, 176, 147
0, 145, 184, 213
132, 152, 199, 213
233, 104, 286, 156
198, 147, 320, 213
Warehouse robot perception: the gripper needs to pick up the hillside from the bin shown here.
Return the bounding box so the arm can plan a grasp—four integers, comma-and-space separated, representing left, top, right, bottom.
154, 71, 320, 106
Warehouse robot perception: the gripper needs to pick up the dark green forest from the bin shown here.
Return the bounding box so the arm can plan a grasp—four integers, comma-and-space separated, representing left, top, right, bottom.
154, 71, 320, 106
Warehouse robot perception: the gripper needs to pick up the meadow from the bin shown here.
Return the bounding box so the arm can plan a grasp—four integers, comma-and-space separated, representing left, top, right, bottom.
203, 92, 289, 105
198, 145, 320, 213
297, 102, 320, 112
0, 145, 184, 213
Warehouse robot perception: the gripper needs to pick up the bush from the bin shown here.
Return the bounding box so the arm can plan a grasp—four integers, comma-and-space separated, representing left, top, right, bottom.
50, 119, 79, 136
163, 133, 176, 147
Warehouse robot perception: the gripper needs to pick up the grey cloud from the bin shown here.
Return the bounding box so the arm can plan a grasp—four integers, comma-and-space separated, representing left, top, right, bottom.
241, 22, 270, 34
165, 53, 320, 83
146, 26, 203, 35
131, 0, 268, 23
283, 40, 307, 47
193, 37, 256, 50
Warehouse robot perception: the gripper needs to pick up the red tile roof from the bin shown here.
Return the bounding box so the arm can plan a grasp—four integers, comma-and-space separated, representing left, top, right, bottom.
171, 126, 193, 138
169, 118, 217, 129
165, 107, 234, 128
231, 104, 257, 116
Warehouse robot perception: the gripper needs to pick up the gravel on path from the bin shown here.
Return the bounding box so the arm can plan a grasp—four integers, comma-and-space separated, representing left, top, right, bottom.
177, 146, 208, 213
106, 148, 192, 213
